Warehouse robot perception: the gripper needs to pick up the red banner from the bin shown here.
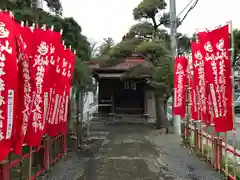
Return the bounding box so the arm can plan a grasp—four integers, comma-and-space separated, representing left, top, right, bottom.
25, 28, 61, 146
189, 78, 198, 120
47, 44, 65, 136
45, 44, 59, 136
58, 48, 69, 134
198, 24, 233, 132
43, 29, 61, 123
186, 58, 198, 121
59, 48, 75, 134
191, 42, 210, 125
0, 11, 75, 159
0, 12, 18, 161
45, 32, 60, 116
173, 56, 188, 118
13, 23, 33, 154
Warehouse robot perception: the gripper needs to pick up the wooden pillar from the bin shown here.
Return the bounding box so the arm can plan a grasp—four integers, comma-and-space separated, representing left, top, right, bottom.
44, 137, 50, 171
144, 91, 147, 114
111, 92, 115, 121
143, 88, 150, 121
0, 160, 10, 180
111, 92, 114, 113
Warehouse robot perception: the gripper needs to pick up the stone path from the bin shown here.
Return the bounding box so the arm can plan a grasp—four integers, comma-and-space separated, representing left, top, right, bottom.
41, 121, 224, 180
147, 131, 223, 180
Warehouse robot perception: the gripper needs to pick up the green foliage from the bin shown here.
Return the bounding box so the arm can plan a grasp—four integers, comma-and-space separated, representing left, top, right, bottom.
130, 0, 190, 53
124, 64, 154, 77
177, 33, 191, 54
129, 23, 155, 39
97, 37, 115, 56
43, 0, 63, 15
13, 0, 63, 15
73, 59, 94, 90
13, 8, 90, 61
109, 38, 141, 57
133, 0, 166, 21
233, 29, 240, 76
234, 29, 240, 52
234, 29, 240, 62
99, 38, 143, 67
151, 57, 174, 93
0, 0, 14, 9
1, 1, 92, 87
132, 0, 175, 29
135, 40, 169, 59
99, 0, 177, 97
88, 40, 98, 58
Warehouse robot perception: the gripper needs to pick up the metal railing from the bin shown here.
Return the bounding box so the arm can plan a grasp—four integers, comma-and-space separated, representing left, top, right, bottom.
184, 124, 239, 179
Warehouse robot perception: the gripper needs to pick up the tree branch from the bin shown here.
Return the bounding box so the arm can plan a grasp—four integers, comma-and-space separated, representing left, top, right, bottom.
151, 16, 158, 29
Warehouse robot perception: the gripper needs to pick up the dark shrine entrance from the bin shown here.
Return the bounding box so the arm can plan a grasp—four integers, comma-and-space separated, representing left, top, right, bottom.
87, 56, 150, 118
114, 81, 144, 114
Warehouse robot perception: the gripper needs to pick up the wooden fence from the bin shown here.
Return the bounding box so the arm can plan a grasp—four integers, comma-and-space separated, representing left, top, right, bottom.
0, 134, 67, 180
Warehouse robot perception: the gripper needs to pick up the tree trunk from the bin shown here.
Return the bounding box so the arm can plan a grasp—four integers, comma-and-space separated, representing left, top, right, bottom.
75, 88, 80, 150
154, 92, 166, 129
71, 86, 76, 103
163, 98, 169, 133
78, 88, 84, 148
68, 86, 76, 129
163, 99, 167, 117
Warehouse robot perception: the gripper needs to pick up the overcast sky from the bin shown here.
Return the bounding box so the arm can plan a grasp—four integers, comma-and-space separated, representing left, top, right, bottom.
60, 0, 240, 43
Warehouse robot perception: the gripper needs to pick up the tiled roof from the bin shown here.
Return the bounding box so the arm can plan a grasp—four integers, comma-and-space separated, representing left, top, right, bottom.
87, 57, 149, 70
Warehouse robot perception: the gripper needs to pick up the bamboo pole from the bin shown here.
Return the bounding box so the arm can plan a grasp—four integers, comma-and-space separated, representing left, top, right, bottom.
224, 133, 228, 178
199, 96, 204, 157
197, 92, 200, 153
205, 94, 211, 162
195, 38, 203, 155
186, 59, 191, 143
186, 77, 190, 143
223, 20, 237, 180
191, 58, 198, 151
196, 92, 200, 151
206, 118, 210, 161
27, 20, 34, 180
28, 147, 32, 180
230, 20, 237, 180
200, 121, 204, 157
210, 116, 215, 168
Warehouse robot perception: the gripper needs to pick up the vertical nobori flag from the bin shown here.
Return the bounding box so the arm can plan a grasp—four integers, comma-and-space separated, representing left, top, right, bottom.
198, 24, 233, 132
46, 45, 60, 137
25, 28, 61, 146
56, 45, 68, 135
43, 28, 61, 125
191, 41, 210, 125
13, 23, 33, 155
189, 74, 198, 121
47, 44, 64, 137
0, 12, 18, 161
186, 59, 198, 120
60, 48, 75, 134
186, 57, 198, 120
173, 56, 188, 118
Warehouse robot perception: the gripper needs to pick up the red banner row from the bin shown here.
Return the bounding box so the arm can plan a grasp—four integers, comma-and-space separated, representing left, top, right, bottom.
173, 24, 233, 133
0, 12, 75, 161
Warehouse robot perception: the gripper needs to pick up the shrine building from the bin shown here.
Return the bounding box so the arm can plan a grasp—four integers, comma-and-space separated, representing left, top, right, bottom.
87, 56, 157, 121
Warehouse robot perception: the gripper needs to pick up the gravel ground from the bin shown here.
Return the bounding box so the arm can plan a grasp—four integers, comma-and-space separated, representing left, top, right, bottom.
147, 131, 224, 180
40, 121, 224, 180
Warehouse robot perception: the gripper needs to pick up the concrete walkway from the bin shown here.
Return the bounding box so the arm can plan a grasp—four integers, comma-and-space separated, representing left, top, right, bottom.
42, 121, 223, 180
